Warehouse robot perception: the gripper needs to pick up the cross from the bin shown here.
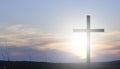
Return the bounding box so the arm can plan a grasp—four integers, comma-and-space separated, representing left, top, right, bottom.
73, 15, 104, 67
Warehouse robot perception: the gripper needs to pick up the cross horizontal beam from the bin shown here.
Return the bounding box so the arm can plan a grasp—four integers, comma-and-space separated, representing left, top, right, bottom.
73, 29, 104, 32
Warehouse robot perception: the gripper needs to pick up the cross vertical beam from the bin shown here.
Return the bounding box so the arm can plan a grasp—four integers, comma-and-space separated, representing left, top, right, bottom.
87, 16, 90, 67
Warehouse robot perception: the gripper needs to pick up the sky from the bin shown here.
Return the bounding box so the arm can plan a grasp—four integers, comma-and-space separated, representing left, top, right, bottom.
0, 0, 120, 63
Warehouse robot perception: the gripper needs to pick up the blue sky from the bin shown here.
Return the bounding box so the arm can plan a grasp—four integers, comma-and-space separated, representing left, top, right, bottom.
0, 0, 120, 62
1, 0, 120, 32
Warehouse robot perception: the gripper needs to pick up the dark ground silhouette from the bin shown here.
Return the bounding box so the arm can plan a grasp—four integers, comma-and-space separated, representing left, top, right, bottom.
0, 60, 120, 69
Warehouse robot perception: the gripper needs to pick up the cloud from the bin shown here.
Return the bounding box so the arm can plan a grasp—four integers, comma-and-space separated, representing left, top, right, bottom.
91, 32, 120, 62
0, 24, 120, 62
0, 25, 63, 47
0, 25, 84, 62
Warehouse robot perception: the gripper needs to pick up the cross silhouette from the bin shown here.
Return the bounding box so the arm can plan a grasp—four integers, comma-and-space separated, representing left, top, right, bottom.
73, 15, 104, 67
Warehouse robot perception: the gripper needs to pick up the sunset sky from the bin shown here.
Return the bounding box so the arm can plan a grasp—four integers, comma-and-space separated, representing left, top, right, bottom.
0, 0, 120, 63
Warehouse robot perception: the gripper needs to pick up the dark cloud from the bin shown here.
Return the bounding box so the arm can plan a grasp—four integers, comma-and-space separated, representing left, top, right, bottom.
92, 52, 120, 62
93, 45, 120, 62
0, 46, 83, 63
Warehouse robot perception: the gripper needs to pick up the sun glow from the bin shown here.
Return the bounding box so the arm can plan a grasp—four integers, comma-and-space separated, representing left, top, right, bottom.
67, 33, 87, 59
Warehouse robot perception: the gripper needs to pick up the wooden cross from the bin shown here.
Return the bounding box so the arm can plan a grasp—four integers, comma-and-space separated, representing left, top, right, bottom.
73, 15, 104, 67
